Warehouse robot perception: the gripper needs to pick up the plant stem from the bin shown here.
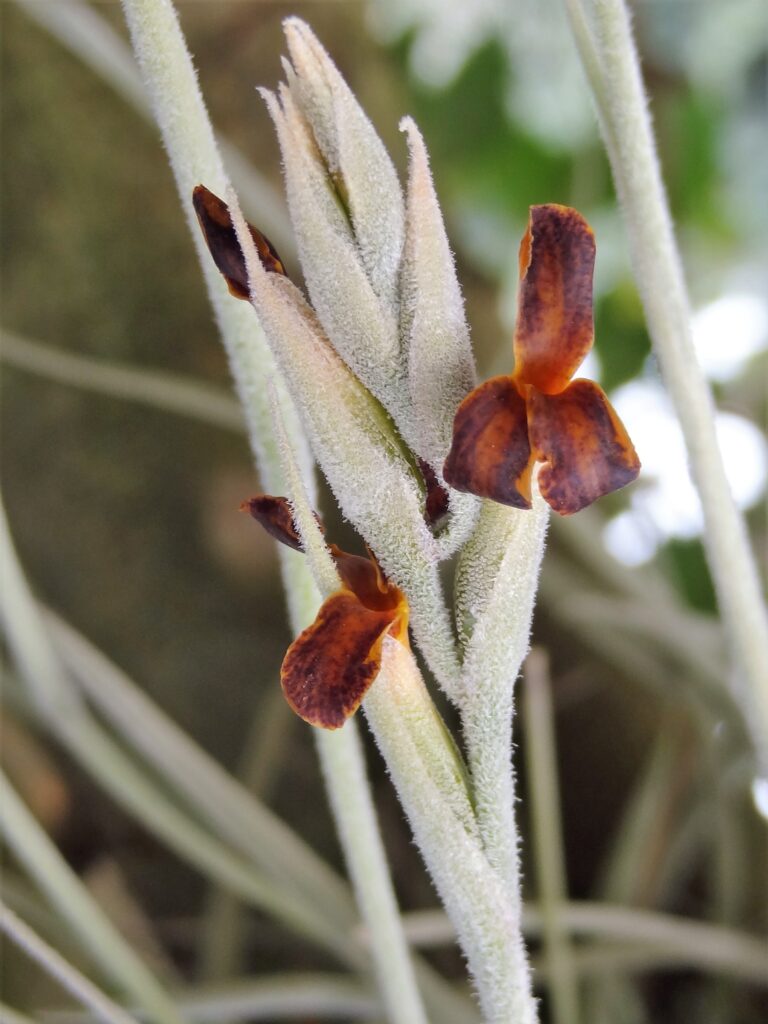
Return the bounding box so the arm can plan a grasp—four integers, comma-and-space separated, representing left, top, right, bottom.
458, 497, 549, 895
523, 650, 580, 1024
399, 903, 768, 986
366, 639, 537, 1024
119, 0, 313, 508
565, 0, 768, 769
167, 974, 377, 1023
538, 902, 768, 984
46, 976, 380, 1024
0, 902, 142, 1024
270, 397, 440, 1024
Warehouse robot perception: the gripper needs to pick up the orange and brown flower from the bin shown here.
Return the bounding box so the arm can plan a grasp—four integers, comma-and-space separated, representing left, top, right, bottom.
243, 496, 409, 729
444, 204, 640, 515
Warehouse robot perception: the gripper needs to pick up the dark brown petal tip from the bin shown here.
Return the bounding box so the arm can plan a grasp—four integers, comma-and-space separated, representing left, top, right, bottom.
514, 204, 596, 395
192, 185, 286, 299
329, 544, 408, 625
241, 495, 304, 551
528, 379, 641, 515
281, 590, 400, 728
443, 376, 534, 509
418, 459, 450, 526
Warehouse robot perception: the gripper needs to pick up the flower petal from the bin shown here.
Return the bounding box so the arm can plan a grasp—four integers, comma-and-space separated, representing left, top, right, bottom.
329, 544, 408, 623
514, 204, 596, 395
443, 376, 534, 509
281, 589, 402, 728
242, 494, 325, 552
528, 378, 641, 514
192, 185, 286, 298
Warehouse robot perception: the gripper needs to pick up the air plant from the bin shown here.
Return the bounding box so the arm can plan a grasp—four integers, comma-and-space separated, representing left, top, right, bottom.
1, 2, 764, 1022
185, 21, 642, 1021
125, 2, 768, 1021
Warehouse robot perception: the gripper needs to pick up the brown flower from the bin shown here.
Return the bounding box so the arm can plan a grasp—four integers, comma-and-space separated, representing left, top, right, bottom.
243, 496, 409, 729
444, 204, 640, 514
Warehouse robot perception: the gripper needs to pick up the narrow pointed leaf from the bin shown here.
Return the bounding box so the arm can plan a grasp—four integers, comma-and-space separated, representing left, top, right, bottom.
262, 85, 402, 394
458, 493, 549, 891
284, 18, 405, 309
400, 117, 476, 468
226, 187, 461, 697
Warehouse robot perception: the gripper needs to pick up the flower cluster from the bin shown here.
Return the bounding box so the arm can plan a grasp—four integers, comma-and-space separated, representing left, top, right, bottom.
192, 22, 640, 729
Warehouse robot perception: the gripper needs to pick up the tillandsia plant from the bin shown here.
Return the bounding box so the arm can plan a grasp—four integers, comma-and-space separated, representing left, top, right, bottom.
185, 18, 640, 1022
5, 3, 767, 1022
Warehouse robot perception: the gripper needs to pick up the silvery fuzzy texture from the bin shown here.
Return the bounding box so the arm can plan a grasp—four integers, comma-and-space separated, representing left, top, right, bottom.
273, 395, 474, 836
121, 0, 315, 515
283, 19, 404, 313
228, 189, 462, 699
123, 3, 537, 1016
262, 83, 402, 388
366, 639, 538, 1024
456, 494, 549, 890
269, 384, 340, 603
400, 117, 475, 468
399, 117, 480, 554
264, 21, 479, 558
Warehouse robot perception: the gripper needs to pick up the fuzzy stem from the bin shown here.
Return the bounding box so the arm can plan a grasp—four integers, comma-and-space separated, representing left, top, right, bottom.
446, 493, 549, 1021
365, 640, 537, 1024
119, 0, 313, 508
401, 902, 768, 988
316, 726, 429, 1024
0, 903, 142, 1024
120, 6, 432, 1020
523, 650, 580, 1024
565, 0, 768, 769
458, 495, 549, 893
268, 394, 476, 1022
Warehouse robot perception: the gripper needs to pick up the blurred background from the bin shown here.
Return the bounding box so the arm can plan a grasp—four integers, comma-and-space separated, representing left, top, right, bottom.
2, 1, 767, 1021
